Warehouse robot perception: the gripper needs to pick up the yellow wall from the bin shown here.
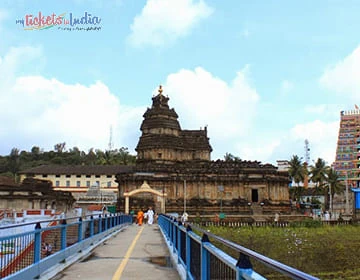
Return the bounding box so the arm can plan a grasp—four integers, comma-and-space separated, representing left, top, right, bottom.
20, 173, 118, 194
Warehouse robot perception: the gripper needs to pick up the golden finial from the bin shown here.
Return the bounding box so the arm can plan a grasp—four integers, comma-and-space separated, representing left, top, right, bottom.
158, 85, 163, 95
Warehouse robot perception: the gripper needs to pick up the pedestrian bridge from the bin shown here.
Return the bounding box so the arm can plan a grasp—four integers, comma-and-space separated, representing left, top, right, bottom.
0, 213, 319, 279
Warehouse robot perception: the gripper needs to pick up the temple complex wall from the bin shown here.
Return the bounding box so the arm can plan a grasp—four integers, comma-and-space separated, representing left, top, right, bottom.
116, 169, 290, 213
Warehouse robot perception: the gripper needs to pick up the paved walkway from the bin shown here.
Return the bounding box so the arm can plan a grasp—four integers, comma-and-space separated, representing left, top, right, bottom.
53, 224, 180, 280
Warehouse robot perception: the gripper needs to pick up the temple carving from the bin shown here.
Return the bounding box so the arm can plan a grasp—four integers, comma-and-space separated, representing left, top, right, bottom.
116, 86, 290, 215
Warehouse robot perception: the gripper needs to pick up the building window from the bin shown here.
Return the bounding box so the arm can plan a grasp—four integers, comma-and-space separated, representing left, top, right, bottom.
66, 180, 70, 187
76, 175, 81, 178
76, 181, 81, 187
96, 181, 100, 187
66, 175, 71, 178
86, 175, 91, 178
86, 181, 90, 187
107, 175, 112, 178
95, 175, 100, 178
158, 153, 162, 159
42, 174, 48, 178
55, 174, 60, 178
107, 181, 111, 187
55, 181, 60, 187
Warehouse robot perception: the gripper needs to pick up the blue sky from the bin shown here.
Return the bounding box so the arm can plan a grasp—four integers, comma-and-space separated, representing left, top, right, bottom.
0, 0, 359, 166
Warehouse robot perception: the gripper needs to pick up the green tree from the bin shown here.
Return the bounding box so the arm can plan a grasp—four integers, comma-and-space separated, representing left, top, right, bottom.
325, 168, 345, 211
31, 146, 41, 160
86, 148, 97, 165
288, 155, 306, 203
7, 148, 20, 174
54, 142, 66, 153
288, 155, 305, 187
310, 158, 329, 191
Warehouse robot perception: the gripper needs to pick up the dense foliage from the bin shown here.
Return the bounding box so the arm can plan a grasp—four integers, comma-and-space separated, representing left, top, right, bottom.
0, 143, 136, 179
288, 155, 345, 211
206, 225, 360, 279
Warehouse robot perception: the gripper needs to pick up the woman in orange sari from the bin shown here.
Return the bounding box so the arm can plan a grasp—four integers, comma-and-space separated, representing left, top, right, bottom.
137, 209, 144, 226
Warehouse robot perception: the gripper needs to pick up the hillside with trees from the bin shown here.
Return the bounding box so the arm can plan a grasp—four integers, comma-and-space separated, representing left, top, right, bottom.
0, 142, 136, 180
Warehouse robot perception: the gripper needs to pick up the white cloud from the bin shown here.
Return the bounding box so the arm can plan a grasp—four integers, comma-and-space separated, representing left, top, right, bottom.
0, 46, 144, 154
288, 120, 339, 164
281, 80, 293, 94
304, 104, 343, 119
235, 119, 339, 165
128, 0, 213, 47
162, 65, 260, 159
319, 45, 360, 100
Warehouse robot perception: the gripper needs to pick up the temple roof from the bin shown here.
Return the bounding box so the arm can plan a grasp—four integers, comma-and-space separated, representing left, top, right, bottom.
136, 130, 212, 151
19, 165, 133, 176
140, 86, 181, 132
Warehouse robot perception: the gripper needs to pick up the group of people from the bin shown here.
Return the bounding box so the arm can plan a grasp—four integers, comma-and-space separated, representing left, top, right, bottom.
136, 206, 157, 226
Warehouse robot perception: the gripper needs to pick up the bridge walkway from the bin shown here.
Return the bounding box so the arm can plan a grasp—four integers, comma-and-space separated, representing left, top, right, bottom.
50, 223, 180, 280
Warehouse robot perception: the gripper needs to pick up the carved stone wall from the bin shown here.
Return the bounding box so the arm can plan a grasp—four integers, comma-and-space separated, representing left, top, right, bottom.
116, 160, 290, 213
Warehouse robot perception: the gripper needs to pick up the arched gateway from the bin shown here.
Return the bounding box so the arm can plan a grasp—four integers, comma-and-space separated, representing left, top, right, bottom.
123, 180, 167, 214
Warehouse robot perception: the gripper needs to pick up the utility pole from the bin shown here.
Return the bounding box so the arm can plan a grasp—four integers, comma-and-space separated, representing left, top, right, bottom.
184, 180, 186, 214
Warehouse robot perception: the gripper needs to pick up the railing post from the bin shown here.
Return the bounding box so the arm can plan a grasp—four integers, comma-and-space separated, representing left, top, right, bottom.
177, 221, 182, 263
236, 253, 254, 280
104, 214, 108, 231
34, 223, 41, 263
61, 219, 67, 250
90, 216, 94, 237
78, 217, 83, 243
99, 214, 102, 233
186, 225, 192, 277
169, 218, 173, 244
172, 218, 176, 253
201, 234, 210, 280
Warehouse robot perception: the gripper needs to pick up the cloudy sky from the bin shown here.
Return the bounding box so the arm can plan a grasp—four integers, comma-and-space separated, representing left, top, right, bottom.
0, 0, 359, 166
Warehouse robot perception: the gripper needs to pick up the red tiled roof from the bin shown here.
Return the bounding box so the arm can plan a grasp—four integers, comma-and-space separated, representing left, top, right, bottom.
19, 165, 134, 176
87, 204, 104, 211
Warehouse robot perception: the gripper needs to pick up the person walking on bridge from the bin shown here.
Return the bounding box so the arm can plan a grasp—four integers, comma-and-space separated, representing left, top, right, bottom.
137, 209, 144, 226
146, 206, 155, 225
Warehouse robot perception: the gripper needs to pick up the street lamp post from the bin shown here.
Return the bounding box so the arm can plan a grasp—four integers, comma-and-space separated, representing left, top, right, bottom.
218, 185, 224, 219
184, 179, 187, 214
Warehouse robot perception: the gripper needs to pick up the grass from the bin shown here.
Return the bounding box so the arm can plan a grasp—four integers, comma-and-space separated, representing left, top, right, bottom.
202, 223, 360, 279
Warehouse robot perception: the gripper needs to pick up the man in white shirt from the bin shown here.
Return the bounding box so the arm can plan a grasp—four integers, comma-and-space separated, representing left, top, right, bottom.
146, 207, 155, 225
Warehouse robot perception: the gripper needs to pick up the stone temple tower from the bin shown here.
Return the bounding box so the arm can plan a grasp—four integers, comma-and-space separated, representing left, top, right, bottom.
135, 85, 212, 163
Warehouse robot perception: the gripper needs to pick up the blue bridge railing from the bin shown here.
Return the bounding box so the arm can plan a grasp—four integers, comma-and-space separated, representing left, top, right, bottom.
0, 213, 132, 280
158, 214, 319, 280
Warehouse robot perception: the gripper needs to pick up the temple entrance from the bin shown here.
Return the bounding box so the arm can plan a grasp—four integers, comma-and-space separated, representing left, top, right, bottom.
252, 189, 258, 203
123, 181, 167, 214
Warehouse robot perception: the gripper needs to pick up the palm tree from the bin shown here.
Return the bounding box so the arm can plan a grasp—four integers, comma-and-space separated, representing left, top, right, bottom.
309, 158, 329, 192
288, 155, 305, 187
288, 155, 306, 203
325, 168, 345, 211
